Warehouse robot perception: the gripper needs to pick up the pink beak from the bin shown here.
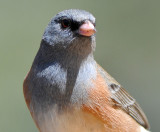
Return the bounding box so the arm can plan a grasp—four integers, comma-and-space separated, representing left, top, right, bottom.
79, 21, 96, 37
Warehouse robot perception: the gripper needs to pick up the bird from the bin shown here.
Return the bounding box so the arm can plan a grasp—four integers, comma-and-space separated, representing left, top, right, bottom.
23, 9, 150, 132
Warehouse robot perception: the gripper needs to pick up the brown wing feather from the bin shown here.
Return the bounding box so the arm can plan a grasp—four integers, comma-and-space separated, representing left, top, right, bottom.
97, 64, 150, 130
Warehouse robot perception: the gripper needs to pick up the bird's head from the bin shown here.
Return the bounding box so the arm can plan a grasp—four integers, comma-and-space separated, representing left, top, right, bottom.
42, 9, 96, 54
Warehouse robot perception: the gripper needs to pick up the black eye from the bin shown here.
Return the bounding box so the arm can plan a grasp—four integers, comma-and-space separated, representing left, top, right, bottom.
61, 19, 71, 28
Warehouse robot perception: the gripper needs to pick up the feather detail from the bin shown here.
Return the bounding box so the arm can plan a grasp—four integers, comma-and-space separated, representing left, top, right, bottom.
97, 64, 150, 130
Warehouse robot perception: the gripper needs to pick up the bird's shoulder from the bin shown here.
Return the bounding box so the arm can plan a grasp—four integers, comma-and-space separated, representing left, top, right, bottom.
82, 64, 150, 131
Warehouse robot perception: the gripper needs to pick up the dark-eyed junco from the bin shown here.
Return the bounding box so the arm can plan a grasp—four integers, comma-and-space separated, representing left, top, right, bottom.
23, 9, 150, 132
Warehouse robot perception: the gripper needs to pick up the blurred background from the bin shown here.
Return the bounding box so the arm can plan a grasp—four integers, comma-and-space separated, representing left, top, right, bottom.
0, 0, 159, 131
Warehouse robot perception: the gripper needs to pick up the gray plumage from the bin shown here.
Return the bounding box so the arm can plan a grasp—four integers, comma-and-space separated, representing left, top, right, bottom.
24, 9, 150, 132
25, 9, 97, 113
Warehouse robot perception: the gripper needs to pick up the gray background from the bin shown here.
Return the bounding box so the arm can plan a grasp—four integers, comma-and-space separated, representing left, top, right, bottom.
0, 0, 159, 131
